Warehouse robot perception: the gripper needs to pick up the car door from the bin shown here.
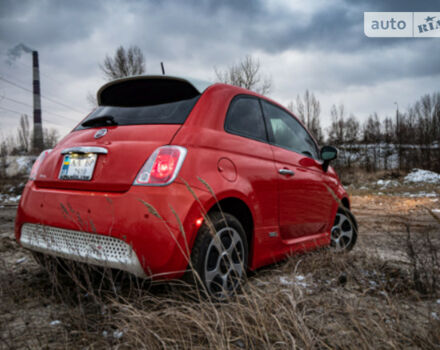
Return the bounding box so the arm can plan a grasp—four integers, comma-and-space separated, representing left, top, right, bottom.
261, 100, 333, 240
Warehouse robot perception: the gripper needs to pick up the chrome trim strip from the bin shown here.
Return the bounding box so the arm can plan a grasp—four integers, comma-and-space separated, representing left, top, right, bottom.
61, 146, 108, 154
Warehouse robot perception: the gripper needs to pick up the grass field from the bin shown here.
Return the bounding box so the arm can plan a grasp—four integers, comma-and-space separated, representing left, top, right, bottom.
0, 175, 439, 349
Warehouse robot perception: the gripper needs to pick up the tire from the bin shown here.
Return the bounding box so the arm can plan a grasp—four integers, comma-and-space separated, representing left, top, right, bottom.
330, 208, 358, 252
190, 212, 248, 299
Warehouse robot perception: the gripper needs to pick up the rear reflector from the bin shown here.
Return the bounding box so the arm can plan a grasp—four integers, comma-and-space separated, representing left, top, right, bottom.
134, 146, 187, 186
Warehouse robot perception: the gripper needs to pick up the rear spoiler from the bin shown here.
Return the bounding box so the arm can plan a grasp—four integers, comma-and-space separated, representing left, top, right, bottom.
97, 75, 212, 107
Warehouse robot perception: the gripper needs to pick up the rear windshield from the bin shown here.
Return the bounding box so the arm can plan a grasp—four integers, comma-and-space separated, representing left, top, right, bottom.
75, 95, 200, 130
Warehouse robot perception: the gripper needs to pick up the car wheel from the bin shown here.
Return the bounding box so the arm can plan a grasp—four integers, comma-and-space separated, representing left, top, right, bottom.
191, 212, 248, 299
330, 208, 357, 252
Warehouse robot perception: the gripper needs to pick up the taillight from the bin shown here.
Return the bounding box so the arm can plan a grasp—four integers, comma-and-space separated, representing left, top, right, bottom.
134, 146, 187, 186
29, 149, 52, 180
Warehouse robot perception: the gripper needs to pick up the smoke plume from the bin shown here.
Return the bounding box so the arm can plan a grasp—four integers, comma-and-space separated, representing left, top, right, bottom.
7, 43, 34, 65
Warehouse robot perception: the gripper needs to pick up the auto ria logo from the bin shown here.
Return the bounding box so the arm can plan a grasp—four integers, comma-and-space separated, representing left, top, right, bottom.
364, 12, 440, 37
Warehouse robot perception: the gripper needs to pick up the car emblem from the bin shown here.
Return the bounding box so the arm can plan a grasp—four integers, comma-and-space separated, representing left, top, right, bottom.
94, 128, 107, 139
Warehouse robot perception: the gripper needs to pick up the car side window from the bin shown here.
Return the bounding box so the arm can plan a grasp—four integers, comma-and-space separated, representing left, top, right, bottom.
262, 100, 319, 159
225, 96, 267, 142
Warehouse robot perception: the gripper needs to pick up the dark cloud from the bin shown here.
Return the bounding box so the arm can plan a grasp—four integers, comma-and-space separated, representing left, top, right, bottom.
223, 0, 440, 53
0, 0, 439, 134
1, 0, 438, 58
0, 0, 104, 49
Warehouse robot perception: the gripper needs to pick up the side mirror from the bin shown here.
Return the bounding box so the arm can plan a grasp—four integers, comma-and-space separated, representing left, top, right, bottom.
320, 145, 338, 172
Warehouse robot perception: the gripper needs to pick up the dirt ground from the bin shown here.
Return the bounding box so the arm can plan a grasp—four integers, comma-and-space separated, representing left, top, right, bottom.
0, 189, 439, 349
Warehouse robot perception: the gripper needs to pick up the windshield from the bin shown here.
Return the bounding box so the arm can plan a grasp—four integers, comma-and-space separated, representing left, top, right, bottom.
76, 95, 200, 130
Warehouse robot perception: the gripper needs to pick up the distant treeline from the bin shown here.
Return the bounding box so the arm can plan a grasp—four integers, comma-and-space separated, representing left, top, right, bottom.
290, 91, 440, 172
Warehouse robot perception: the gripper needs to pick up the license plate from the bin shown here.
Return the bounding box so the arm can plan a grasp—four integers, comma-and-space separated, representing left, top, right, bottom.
59, 153, 98, 181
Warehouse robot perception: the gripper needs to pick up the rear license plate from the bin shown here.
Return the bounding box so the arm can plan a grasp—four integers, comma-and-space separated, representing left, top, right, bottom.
59, 153, 98, 181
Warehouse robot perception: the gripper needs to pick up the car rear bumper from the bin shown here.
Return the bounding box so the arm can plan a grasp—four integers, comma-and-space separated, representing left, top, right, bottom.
15, 182, 209, 280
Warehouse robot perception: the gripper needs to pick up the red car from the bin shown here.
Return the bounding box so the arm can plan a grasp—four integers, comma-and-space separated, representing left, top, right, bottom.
15, 76, 357, 298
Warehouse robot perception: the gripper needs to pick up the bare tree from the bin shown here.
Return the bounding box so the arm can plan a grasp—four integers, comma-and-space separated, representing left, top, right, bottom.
100, 45, 146, 81
327, 104, 359, 145
43, 128, 60, 149
0, 138, 8, 178
86, 91, 98, 107
290, 90, 323, 143
327, 104, 346, 145
17, 114, 30, 153
382, 116, 394, 169
362, 113, 381, 171
345, 114, 360, 143
215, 55, 272, 95
362, 113, 381, 144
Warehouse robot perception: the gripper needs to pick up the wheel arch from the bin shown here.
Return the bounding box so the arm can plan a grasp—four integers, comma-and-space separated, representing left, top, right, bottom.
207, 196, 254, 259
341, 197, 350, 209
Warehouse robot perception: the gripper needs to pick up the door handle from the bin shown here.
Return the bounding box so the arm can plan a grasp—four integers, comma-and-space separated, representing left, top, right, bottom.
278, 168, 294, 176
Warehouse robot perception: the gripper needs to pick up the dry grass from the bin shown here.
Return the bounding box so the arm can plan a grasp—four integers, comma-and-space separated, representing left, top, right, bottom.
1, 188, 440, 349
112, 250, 440, 349
1, 243, 440, 349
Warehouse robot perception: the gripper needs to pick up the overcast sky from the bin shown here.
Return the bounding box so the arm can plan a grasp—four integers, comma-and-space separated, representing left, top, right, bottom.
0, 0, 439, 139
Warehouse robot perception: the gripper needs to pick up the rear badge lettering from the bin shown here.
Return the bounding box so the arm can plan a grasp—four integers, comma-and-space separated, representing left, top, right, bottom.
94, 128, 108, 139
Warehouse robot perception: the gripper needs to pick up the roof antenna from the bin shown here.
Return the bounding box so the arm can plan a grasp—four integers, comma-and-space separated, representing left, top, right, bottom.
160, 62, 165, 75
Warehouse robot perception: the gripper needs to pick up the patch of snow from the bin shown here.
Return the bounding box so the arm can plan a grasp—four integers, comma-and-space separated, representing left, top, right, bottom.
5, 155, 36, 177
113, 330, 124, 339
432, 312, 439, 321
436, 299, 440, 304
432, 209, 440, 213
377, 179, 399, 189
8, 195, 21, 202
404, 169, 440, 184
279, 275, 308, 288
295, 276, 308, 288
400, 192, 438, 198
50, 320, 62, 326
16, 156, 31, 170
279, 276, 294, 286
369, 280, 378, 287
102, 331, 108, 338
101, 305, 108, 315
16, 257, 27, 264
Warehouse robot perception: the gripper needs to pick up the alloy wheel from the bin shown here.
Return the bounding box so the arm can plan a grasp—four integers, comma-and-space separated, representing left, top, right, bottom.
203, 227, 245, 298
330, 211, 355, 251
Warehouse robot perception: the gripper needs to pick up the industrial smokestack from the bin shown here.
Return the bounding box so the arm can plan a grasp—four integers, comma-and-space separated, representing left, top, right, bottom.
32, 50, 44, 152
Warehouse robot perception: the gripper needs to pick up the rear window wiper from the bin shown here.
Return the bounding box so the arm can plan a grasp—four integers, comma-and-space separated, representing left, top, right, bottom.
81, 115, 118, 127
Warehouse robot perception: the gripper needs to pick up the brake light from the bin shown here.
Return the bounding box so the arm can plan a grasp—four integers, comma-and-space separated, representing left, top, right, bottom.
29, 149, 52, 180
134, 146, 187, 186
